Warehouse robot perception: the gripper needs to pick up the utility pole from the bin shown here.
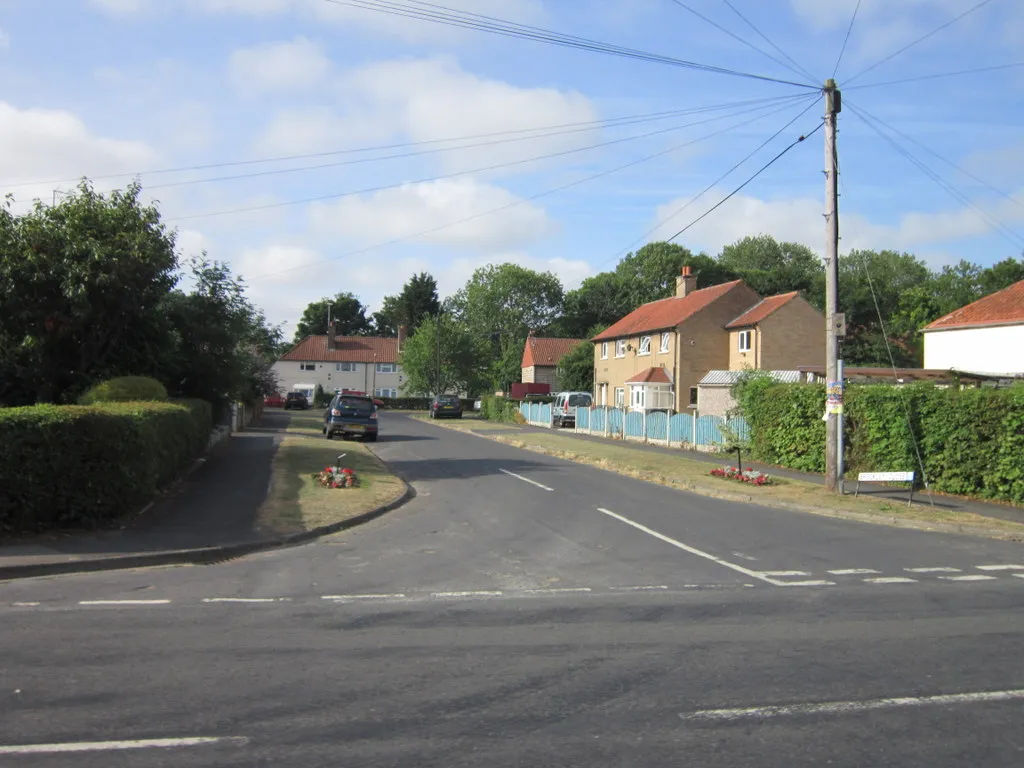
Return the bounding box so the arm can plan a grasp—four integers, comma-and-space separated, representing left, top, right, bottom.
436, 312, 442, 396
823, 78, 843, 492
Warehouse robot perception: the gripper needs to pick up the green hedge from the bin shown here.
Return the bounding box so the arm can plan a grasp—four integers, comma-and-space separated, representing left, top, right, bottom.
481, 395, 520, 422
737, 381, 1024, 504
78, 376, 168, 405
376, 397, 476, 411
0, 399, 212, 535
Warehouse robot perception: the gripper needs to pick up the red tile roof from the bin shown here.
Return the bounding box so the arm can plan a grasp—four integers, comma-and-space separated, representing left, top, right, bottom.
521, 337, 585, 368
922, 279, 1024, 331
625, 366, 672, 384
279, 335, 399, 363
592, 281, 746, 341
726, 291, 800, 328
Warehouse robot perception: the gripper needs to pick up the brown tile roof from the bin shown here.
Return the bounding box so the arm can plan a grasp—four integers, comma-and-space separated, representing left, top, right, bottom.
726, 291, 800, 328
922, 279, 1024, 331
592, 281, 747, 341
625, 366, 672, 384
279, 335, 399, 363
521, 337, 586, 368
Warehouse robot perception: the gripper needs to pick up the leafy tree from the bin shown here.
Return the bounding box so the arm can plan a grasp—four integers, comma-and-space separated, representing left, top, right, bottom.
614, 242, 735, 308
373, 272, 441, 336
398, 314, 487, 396
556, 341, 595, 392
293, 292, 371, 341
718, 235, 823, 301
559, 272, 630, 338
979, 256, 1024, 294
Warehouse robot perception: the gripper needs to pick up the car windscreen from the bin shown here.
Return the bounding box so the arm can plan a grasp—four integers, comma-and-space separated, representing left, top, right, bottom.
335, 397, 373, 415
568, 394, 591, 407
438, 396, 460, 405
287, 393, 304, 399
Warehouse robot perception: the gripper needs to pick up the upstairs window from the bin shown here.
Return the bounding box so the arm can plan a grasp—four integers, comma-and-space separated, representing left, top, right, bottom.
660, 332, 670, 353
738, 330, 752, 352
615, 340, 626, 358
601, 342, 608, 360
376, 363, 397, 373
638, 336, 651, 355
336, 362, 359, 372
300, 362, 316, 371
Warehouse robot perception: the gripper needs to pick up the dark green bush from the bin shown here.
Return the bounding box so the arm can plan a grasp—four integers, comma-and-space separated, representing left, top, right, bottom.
0, 398, 212, 535
78, 376, 168, 405
481, 395, 519, 422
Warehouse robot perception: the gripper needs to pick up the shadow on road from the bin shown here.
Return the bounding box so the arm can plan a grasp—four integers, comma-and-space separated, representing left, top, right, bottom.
382, 457, 556, 483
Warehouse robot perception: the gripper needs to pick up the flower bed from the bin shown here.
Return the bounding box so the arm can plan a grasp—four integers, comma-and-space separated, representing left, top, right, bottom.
313, 465, 359, 489
710, 466, 773, 486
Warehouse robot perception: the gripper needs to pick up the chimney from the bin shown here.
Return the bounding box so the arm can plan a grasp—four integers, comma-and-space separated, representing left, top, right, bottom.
397, 324, 408, 352
676, 265, 697, 298
327, 320, 336, 349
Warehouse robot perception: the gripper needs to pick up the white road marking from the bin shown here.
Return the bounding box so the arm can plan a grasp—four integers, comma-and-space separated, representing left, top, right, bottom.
976, 564, 1024, 571
939, 574, 998, 582
678, 688, 1024, 722
522, 588, 592, 595
609, 585, 669, 592
905, 567, 961, 573
864, 577, 918, 584
499, 468, 554, 491
431, 591, 503, 598
79, 600, 171, 606
760, 570, 811, 577
731, 552, 758, 561
0, 736, 248, 755
1015, 574, 1024, 580
828, 569, 882, 575
596, 508, 791, 586
12, 602, 40, 607
773, 580, 837, 587
321, 594, 406, 600
201, 598, 287, 604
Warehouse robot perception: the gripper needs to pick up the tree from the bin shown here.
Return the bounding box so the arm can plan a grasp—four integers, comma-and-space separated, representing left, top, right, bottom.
559, 272, 630, 339
293, 292, 371, 341
614, 242, 735, 308
718, 235, 823, 301
557, 341, 595, 392
373, 272, 441, 336
979, 256, 1024, 294
398, 314, 487, 396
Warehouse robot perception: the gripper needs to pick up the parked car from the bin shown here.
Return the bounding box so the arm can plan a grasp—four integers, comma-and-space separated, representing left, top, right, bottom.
284, 392, 309, 410
263, 392, 285, 408
323, 393, 378, 441
429, 395, 463, 419
552, 391, 592, 428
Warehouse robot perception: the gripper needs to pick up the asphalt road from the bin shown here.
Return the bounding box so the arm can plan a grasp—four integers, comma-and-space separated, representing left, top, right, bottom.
2, 412, 1022, 766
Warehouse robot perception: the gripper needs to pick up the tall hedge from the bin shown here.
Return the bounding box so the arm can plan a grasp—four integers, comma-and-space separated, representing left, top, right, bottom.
0, 399, 212, 534
737, 381, 1024, 504
78, 376, 168, 405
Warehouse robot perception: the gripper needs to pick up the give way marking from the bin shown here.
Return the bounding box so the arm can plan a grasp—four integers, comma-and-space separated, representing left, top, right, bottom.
0, 736, 248, 755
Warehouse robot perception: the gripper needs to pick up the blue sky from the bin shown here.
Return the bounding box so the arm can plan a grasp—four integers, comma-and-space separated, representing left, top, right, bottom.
1, 0, 1022, 335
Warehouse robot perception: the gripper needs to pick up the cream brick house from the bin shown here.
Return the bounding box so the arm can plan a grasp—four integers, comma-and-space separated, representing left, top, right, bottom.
521, 336, 586, 391
592, 267, 825, 413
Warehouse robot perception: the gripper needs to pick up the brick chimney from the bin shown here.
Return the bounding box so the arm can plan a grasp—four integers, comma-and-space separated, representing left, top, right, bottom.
397, 324, 408, 352
327, 320, 336, 349
676, 265, 697, 298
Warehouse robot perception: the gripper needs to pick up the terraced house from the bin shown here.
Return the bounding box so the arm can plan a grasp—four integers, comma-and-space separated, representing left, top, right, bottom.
592, 267, 825, 413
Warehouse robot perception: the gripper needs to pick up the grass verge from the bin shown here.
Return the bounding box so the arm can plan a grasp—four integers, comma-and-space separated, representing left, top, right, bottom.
410, 413, 520, 431
422, 419, 1024, 540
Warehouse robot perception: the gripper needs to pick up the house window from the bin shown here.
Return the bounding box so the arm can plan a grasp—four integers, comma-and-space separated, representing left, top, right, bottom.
631, 386, 645, 409
638, 336, 651, 356
376, 363, 397, 373
300, 362, 316, 371
615, 387, 625, 407
615, 340, 626, 358
336, 362, 359, 372
689, 387, 699, 407
374, 388, 398, 398
601, 342, 608, 360
660, 332, 670, 353
737, 330, 752, 352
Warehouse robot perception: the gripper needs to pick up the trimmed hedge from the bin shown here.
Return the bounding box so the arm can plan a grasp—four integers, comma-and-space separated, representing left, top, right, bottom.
481, 395, 520, 422
78, 376, 168, 405
0, 399, 212, 535
737, 381, 1024, 504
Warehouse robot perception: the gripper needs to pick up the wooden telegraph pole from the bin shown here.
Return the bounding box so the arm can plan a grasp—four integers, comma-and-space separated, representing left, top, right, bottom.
823, 79, 844, 492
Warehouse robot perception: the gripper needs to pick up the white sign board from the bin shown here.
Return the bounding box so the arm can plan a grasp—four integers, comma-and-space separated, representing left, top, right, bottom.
857, 471, 915, 483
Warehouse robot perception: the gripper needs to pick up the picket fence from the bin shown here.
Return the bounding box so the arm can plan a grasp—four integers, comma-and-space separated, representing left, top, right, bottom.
518, 402, 750, 452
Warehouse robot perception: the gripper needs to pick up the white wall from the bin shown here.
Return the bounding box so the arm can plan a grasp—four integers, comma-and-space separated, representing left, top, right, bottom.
923, 325, 1024, 375
271, 360, 404, 398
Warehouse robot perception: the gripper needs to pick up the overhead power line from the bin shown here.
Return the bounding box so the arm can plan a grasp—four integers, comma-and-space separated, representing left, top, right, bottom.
844, 61, 1024, 90
322, 0, 819, 88
666, 119, 824, 243
718, 0, 819, 84
666, 0, 817, 85
167, 96, 814, 223
244, 95, 818, 282
832, 0, 862, 78
844, 0, 998, 86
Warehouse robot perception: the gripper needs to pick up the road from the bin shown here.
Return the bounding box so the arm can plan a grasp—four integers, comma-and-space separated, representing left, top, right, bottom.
2, 411, 1022, 766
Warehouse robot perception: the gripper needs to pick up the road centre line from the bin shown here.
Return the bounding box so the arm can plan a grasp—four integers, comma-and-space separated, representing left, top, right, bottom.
864, 577, 918, 584
499, 468, 554, 491
828, 569, 881, 575
761, 570, 811, 577
939, 574, 998, 582
201, 598, 287, 603
12, 602, 40, 607
79, 599, 171, 606
522, 587, 592, 594
595, 507, 794, 586
610, 585, 669, 591
322, 594, 406, 600
905, 567, 961, 573
431, 591, 504, 598
976, 564, 1024, 571
678, 688, 1024, 722
0, 736, 249, 755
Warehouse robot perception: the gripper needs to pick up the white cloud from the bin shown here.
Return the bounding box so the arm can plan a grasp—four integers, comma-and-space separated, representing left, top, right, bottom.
229, 36, 331, 93
308, 178, 556, 249
250, 106, 389, 156
0, 28, 10, 50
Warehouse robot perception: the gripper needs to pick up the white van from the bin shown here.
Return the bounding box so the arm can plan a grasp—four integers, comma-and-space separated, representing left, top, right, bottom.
552, 391, 593, 428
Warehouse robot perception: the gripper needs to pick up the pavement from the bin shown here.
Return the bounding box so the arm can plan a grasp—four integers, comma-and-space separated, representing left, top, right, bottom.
2, 412, 1023, 766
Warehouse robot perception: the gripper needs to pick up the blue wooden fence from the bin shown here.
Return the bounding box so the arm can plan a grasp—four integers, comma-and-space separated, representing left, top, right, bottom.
572, 407, 749, 451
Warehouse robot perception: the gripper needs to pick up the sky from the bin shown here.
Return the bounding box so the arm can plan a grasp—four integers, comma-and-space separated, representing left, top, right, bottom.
1, 0, 1022, 337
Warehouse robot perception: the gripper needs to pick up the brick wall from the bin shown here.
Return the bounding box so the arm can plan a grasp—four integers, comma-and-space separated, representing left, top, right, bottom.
759, 296, 825, 369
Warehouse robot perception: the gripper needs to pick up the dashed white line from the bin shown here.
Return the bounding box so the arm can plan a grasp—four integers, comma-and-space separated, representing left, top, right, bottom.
774, 580, 837, 587
609, 585, 669, 592
678, 688, 1024, 722
761, 570, 812, 577
905, 567, 961, 573
321, 594, 406, 601
12, 602, 40, 607
431, 591, 504, 598
975, 564, 1024, 571
499, 468, 554, 491
864, 577, 918, 584
939, 574, 998, 582
522, 588, 592, 595
0, 736, 249, 755
201, 598, 288, 604
1014, 574, 1024, 580
828, 569, 882, 575
78, 599, 171, 606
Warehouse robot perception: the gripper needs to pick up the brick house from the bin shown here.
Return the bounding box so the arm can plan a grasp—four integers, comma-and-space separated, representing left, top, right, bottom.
521, 335, 586, 391
273, 323, 406, 400
592, 267, 825, 412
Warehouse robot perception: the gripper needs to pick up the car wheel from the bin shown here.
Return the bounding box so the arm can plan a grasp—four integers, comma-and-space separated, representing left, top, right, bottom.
326, 430, 333, 440
365, 434, 377, 443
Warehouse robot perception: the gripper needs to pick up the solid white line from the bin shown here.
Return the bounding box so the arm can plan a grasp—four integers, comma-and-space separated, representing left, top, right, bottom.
905, 567, 961, 573
678, 688, 1024, 722
864, 577, 918, 584
760, 570, 811, 577
499, 468, 554, 491
79, 600, 171, 606
976, 564, 1024, 571
0, 736, 248, 755
431, 591, 503, 598
595, 508, 783, 585
939, 575, 998, 582
828, 569, 882, 575
201, 598, 285, 604
321, 594, 406, 600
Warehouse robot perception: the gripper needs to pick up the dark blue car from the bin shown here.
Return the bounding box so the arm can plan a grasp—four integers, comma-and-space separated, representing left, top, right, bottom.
323, 394, 378, 442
